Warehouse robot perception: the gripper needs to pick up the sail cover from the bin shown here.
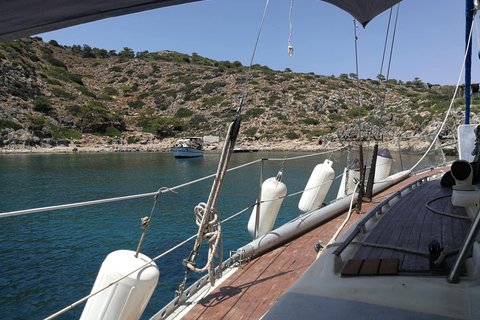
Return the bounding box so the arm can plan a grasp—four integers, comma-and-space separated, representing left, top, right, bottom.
0, 0, 203, 42
322, 0, 403, 27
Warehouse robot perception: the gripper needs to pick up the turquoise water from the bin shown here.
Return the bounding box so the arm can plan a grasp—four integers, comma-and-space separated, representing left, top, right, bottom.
0, 150, 441, 319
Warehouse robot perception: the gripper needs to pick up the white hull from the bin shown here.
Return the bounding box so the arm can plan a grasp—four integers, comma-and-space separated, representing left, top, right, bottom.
171, 147, 204, 158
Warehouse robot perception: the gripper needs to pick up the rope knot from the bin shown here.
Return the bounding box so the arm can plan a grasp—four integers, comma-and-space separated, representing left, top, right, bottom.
288, 46, 294, 56
140, 216, 151, 229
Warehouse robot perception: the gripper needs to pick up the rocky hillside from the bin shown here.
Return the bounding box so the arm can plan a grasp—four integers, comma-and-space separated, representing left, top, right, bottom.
0, 37, 475, 152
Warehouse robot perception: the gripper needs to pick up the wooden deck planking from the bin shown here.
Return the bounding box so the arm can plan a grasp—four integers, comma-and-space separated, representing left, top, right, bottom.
353, 180, 472, 273
181, 167, 451, 319
394, 185, 445, 270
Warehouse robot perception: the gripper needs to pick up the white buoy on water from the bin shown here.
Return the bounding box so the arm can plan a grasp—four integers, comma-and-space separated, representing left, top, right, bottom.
374, 148, 393, 182
248, 171, 287, 239
298, 159, 335, 212
80, 250, 159, 320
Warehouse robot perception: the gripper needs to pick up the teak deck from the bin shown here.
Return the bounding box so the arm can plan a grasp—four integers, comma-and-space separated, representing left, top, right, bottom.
182, 167, 452, 319
352, 180, 471, 273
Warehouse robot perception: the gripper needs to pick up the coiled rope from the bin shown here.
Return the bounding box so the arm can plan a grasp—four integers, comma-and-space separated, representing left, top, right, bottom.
177, 0, 272, 294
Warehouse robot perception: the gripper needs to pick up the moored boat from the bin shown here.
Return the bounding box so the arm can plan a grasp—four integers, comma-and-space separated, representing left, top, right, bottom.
171, 137, 204, 158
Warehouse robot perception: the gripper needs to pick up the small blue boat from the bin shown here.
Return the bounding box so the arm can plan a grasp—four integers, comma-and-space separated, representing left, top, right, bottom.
171, 137, 204, 158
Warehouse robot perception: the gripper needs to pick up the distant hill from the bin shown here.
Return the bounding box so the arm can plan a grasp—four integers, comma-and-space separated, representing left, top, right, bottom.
0, 37, 473, 151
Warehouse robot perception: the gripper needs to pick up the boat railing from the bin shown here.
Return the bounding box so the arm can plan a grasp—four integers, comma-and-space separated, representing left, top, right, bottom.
332, 173, 443, 257
1, 133, 455, 320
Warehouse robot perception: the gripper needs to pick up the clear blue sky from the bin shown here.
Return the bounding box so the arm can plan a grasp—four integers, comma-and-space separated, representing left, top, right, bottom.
37, 0, 479, 86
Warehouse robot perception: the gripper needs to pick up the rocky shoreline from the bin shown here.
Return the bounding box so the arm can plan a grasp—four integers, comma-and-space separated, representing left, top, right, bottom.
0, 138, 339, 154
0, 129, 457, 155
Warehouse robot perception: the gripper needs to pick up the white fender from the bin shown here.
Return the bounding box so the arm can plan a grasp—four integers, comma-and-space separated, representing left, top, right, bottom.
336, 158, 360, 199
374, 148, 393, 182
298, 159, 335, 212
248, 173, 287, 239
80, 250, 159, 320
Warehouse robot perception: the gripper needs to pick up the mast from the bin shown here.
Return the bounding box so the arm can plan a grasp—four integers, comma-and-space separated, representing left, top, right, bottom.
466, 0, 474, 124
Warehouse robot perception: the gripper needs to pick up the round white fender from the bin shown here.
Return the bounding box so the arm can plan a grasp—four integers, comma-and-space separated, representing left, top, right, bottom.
80, 250, 159, 320
248, 173, 287, 239
298, 159, 335, 212
374, 148, 393, 182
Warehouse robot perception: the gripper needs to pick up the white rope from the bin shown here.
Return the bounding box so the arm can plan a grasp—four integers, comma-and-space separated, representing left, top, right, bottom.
288, 0, 294, 56
476, 14, 480, 50
180, 119, 240, 291
316, 181, 360, 259
187, 203, 222, 278
410, 17, 475, 172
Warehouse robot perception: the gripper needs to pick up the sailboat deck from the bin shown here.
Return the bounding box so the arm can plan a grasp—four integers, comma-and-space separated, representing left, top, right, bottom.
181, 167, 452, 319
352, 180, 471, 273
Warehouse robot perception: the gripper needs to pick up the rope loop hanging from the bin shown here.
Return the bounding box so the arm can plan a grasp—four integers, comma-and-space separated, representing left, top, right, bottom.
288, 0, 294, 56
187, 202, 222, 282
135, 186, 171, 257
177, 0, 271, 296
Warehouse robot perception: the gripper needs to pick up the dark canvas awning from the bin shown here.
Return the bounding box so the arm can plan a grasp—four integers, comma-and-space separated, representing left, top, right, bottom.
0, 0, 203, 42
0, 0, 402, 43
322, 0, 403, 27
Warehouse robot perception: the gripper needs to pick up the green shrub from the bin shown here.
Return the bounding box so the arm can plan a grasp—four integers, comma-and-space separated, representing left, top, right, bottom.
46, 78, 62, 85
27, 114, 48, 130
51, 126, 82, 139
346, 106, 369, 118
98, 94, 114, 101
244, 107, 265, 119
105, 126, 122, 137
328, 114, 342, 122
0, 120, 22, 130
66, 105, 82, 117
202, 95, 226, 107
243, 127, 258, 136
202, 81, 227, 94
175, 108, 194, 118
2, 41, 24, 53
46, 66, 83, 85
189, 114, 207, 128
127, 100, 145, 109
109, 66, 123, 72
33, 96, 53, 113
299, 118, 319, 125
52, 88, 76, 100
44, 55, 67, 69
104, 87, 118, 96
285, 130, 299, 140
9, 81, 29, 99
76, 86, 96, 97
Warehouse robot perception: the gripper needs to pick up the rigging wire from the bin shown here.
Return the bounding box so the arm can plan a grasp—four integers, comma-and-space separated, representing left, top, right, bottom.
238, 0, 270, 116
476, 14, 480, 51
353, 19, 361, 139
371, 7, 393, 141
411, 16, 475, 171
377, 4, 400, 140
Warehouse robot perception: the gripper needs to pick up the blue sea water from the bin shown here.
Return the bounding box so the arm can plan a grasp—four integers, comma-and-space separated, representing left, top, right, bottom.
0, 150, 440, 319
